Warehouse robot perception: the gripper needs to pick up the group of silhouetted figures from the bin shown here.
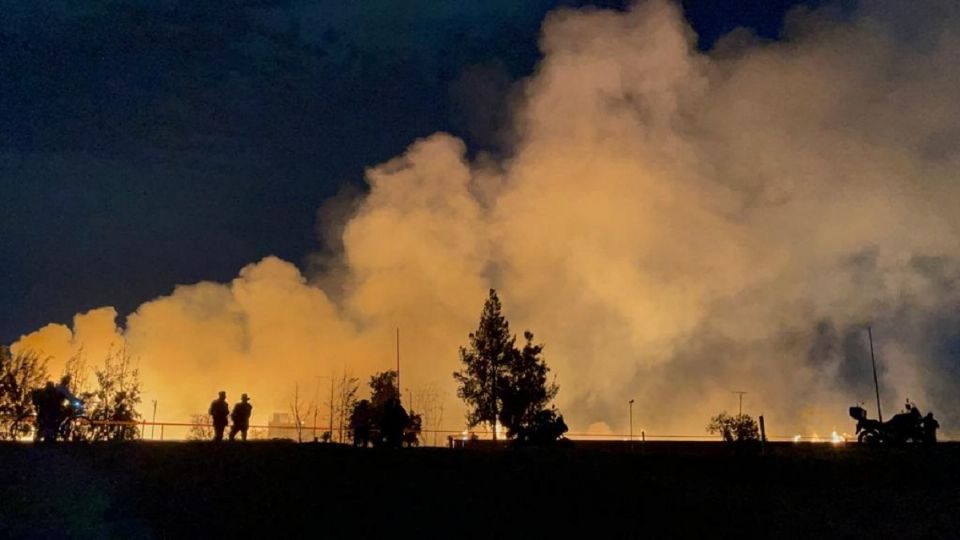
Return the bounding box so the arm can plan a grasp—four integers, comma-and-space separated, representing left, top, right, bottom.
208, 391, 252, 441
30, 376, 82, 443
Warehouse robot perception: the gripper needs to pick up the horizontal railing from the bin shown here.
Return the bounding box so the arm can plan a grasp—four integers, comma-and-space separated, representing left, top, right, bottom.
4, 415, 948, 443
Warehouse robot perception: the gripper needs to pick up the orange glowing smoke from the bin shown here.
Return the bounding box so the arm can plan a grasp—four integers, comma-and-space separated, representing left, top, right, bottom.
11, 0, 960, 438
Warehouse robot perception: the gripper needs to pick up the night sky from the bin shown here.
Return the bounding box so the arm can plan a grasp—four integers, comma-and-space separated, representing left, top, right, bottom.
1, 0, 819, 344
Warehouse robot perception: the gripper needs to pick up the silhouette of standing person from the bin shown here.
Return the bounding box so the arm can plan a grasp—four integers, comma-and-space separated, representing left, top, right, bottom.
229, 394, 253, 441
209, 391, 230, 441
922, 412, 940, 444
31, 382, 62, 443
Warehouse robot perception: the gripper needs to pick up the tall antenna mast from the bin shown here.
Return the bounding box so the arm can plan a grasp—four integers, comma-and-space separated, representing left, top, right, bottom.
868, 326, 883, 423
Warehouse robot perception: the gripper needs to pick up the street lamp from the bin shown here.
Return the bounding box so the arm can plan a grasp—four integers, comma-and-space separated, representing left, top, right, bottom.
628, 399, 635, 451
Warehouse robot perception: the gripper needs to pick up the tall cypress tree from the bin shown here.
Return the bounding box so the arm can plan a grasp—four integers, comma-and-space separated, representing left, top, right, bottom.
453, 289, 515, 440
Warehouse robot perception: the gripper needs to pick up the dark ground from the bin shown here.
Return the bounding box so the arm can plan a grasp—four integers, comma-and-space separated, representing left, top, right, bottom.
0, 441, 958, 539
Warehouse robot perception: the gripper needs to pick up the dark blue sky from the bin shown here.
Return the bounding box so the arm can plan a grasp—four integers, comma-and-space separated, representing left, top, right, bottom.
0, 0, 818, 343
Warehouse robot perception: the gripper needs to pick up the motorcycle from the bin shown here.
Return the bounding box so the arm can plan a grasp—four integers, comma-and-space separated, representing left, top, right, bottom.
58, 399, 92, 442
849, 405, 931, 445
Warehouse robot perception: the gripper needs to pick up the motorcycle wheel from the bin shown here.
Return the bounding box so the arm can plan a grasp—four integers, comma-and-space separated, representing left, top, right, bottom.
858, 429, 881, 445
59, 416, 93, 442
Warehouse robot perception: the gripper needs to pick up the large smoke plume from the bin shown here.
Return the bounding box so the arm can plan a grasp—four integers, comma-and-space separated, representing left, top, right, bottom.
13, 0, 960, 437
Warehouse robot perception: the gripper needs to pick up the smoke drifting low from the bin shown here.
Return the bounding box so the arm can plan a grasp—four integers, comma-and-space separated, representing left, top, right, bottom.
13, 0, 960, 436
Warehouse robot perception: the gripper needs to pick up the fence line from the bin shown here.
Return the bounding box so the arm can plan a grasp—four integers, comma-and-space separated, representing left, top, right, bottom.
6, 416, 947, 443
23, 418, 865, 443
92, 420, 855, 442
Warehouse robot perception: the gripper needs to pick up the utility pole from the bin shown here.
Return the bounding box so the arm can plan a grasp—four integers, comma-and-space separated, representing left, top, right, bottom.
759, 415, 766, 453
733, 391, 747, 416
396, 327, 401, 405
868, 326, 883, 423
628, 399, 635, 452
151, 400, 157, 440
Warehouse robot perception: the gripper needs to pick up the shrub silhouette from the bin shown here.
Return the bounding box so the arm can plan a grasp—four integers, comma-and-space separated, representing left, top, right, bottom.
706, 412, 759, 443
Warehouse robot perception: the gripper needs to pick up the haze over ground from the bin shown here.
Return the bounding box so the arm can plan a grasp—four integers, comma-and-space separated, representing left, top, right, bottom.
6, 0, 960, 437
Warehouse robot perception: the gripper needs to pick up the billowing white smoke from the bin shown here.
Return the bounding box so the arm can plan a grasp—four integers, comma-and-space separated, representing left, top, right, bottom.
14, 0, 960, 437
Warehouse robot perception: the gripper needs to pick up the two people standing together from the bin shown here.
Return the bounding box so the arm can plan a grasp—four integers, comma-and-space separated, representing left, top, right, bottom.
208, 391, 252, 441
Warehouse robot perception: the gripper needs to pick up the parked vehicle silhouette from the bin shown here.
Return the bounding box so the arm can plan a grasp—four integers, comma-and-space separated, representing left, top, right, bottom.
849, 404, 938, 444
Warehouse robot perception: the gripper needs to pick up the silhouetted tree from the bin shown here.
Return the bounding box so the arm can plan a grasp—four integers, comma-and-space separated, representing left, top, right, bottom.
350, 399, 374, 447
454, 290, 565, 443
62, 346, 90, 398
349, 370, 420, 447
514, 408, 569, 445
500, 331, 558, 439
707, 412, 760, 443
88, 347, 141, 441
409, 385, 443, 446
378, 397, 409, 448
187, 414, 213, 441
404, 412, 423, 447
369, 370, 399, 410
289, 383, 314, 443
454, 289, 515, 441
334, 371, 360, 443
0, 347, 48, 440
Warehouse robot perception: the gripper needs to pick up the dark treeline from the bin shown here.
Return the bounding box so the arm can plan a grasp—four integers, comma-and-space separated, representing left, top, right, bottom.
0, 345, 141, 442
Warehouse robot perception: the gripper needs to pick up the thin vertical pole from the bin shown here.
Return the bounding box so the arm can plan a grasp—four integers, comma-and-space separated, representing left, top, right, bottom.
733, 391, 747, 416
396, 328, 401, 404
868, 327, 883, 423
329, 370, 334, 439
759, 415, 766, 453
151, 400, 157, 440
313, 377, 320, 441
628, 399, 634, 452
492, 353, 497, 443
